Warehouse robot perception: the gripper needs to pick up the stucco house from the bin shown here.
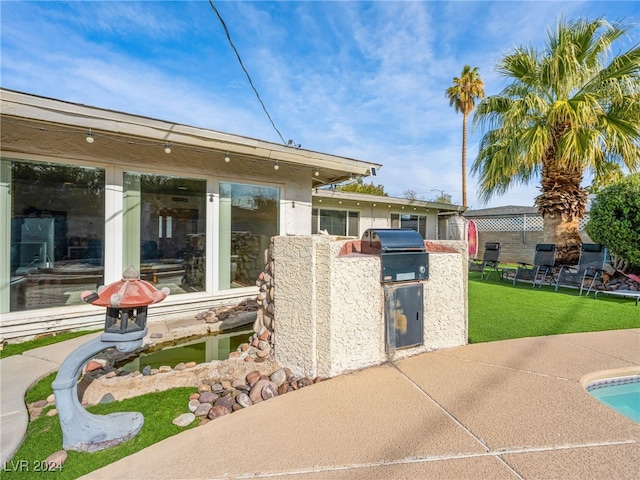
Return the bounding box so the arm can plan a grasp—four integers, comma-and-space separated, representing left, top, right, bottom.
1, 89, 467, 342
311, 189, 465, 240
0, 89, 382, 341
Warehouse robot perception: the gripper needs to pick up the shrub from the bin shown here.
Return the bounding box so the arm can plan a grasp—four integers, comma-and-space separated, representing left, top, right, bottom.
586, 173, 640, 269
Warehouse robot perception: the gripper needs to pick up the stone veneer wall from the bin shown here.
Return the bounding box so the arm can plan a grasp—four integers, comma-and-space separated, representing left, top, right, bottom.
273, 235, 468, 378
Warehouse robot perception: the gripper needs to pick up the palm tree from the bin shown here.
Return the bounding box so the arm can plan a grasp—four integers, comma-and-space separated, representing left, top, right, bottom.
446, 65, 485, 206
472, 17, 640, 263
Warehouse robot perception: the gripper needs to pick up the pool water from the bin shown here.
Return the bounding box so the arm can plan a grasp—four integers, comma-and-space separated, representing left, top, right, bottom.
587, 376, 640, 424
117, 326, 252, 373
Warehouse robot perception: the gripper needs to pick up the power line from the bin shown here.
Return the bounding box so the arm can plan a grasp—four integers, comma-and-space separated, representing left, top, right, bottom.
208, 1, 288, 146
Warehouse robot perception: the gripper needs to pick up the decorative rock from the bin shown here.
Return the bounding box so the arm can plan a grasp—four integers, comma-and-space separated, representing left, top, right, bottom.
232, 403, 242, 411
32, 400, 48, 408
98, 393, 115, 404
44, 450, 67, 470
198, 391, 219, 404
257, 340, 270, 351
214, 396, 236, 410
174, 362, 186, 371
118, 370, 131, 376
189, 393, 201, 401
270, 369, 287, 387
188, 399, 200, 413
159, 365, 172, 373
172, 413, 196, 427
207, 405, 231, 419
199, 418, 210, 426
198, 384, 212, 393
131, 371, 142, 378
221, 380, 232, 390
278, 383, 288, 395
150, 369, 160, 375
256, 348, 270, 358
85, 360, 105, 372
46, 408, 58, 417
150, 332, 163, 339
246, 370, 261, 386
258, 329, 271, 342
235, 392, 252, 408
298, 377, 313, 388
249, 379, 277, 403
261, 383, 278, 400
210, 383, 224, 393
142, 366, 152, 376
185, 361, 197, 368
194, 403, 212, 417
47, 393, 55, 403
232, 379, 246, 388
105, 371, 118, 379
228, 351, 242, 359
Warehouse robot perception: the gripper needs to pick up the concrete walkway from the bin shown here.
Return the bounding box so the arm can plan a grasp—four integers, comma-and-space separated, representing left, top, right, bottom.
2, 329, 639, 479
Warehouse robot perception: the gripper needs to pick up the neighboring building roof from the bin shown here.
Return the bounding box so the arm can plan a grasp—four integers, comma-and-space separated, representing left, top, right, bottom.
0, 88, 381, 187
313, 188, 466, 213
463, 205, 538, 217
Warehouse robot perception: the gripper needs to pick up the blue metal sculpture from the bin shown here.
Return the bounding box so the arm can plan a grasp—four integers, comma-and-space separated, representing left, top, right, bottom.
52, 266, 168, 452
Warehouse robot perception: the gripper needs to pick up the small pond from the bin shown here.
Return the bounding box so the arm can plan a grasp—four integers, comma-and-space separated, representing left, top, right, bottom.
117, 325, 253, 373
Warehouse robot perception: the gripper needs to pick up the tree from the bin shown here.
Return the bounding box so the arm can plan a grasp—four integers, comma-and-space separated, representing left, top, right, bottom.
472, 17, 640, 264
586, 173, 640, 270
403, 189, 421, 200
337, 177, 388, 196
446, 65, 485, 207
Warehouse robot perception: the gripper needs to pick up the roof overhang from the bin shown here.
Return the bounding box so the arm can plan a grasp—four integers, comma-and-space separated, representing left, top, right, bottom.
313, 189, 466, 213
0, 89, 381, 186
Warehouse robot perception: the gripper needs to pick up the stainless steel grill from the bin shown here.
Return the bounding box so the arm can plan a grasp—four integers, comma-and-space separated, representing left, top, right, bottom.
361, 228, 428, 351
361, 228, 428, 283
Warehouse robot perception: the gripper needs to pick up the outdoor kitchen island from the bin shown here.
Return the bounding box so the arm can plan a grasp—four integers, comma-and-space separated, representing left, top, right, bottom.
271, 234, 468, 379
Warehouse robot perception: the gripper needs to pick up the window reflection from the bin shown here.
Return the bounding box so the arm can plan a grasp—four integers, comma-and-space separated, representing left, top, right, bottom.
8, 161, 105, 311
219, 183, 279, 289
123, 173, 206, 294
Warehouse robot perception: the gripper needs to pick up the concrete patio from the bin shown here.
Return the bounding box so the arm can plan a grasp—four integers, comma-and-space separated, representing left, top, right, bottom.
78, 328, 640, 479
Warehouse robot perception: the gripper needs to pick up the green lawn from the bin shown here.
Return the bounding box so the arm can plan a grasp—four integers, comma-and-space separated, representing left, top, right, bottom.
468, 270, 640, 343
4, 273, 639, 477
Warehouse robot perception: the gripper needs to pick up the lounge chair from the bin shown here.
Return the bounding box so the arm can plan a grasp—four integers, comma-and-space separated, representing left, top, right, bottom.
469, 242, 501, 280
555, 244, 609, 295
513, 243, 557, 288
593, 270, 640, 306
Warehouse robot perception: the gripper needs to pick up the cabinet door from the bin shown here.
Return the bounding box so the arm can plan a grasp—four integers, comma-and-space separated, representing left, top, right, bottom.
384, 283, 423, 351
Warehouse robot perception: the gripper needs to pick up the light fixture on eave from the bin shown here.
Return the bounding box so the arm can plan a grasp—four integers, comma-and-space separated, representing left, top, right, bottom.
274, 161, 280, 171
86, 129, 94, 143
224, 152, 231, 163
314, 167, 319, 177
164, 143, 172, 154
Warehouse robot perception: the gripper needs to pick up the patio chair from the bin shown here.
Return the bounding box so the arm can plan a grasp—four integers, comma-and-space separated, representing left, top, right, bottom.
555, 244, 609, 295
593, 270, 640, 306
513, 243, 557, 288
469, 242, 501, 280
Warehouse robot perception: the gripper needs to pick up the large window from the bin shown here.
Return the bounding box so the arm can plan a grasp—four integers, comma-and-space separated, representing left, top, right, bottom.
219, 182, 279, 289
123, 172, 206, 294
391, 213, 427, 238
7, 160, 105, 311
312, 209, 359, 236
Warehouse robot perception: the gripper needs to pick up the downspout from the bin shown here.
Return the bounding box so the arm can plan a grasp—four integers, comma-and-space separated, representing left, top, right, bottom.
523, 214, 526, 244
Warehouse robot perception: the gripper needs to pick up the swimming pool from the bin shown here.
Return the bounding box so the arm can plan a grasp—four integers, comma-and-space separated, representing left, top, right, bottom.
586, 375, 640, 424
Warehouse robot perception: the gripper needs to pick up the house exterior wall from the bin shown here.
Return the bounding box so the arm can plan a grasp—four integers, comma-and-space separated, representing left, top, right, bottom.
273, 235, 468, 378
312, 196, 443, 240
0, 90, 379, 341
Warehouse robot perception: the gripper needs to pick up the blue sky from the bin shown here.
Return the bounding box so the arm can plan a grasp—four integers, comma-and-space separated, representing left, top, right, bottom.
1, 1, 638, 209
